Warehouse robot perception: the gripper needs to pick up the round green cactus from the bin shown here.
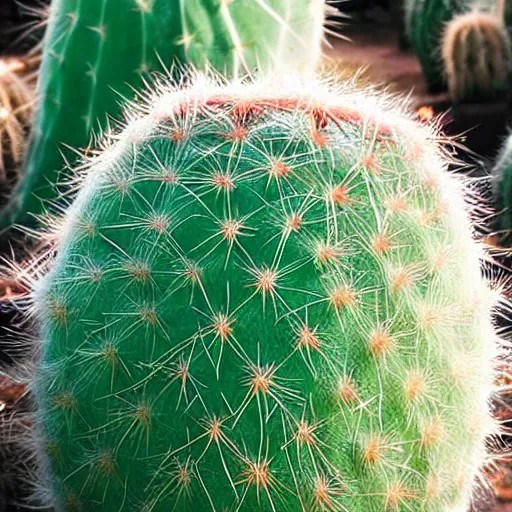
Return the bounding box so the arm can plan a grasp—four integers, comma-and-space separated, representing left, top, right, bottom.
33, 75, 500, 511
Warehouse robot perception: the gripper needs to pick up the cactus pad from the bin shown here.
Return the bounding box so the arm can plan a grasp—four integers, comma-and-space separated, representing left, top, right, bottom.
34, 76, 499, 511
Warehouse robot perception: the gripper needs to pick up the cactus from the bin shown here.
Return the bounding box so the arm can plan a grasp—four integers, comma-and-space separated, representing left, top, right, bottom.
0, 0, 183, 230
507, 0, 512, 29
442, 10, 511, 103
491, 131, 512, 244
405, 0, 469, 92
0, 58, 34, 191
30, 74, 502, 511
182, 0, 325, 76
0, 0, 325, 231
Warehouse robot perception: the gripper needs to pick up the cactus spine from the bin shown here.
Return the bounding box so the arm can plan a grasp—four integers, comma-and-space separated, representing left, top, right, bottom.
442, 10, 511, 103
32, 74, 500, 511
405, 0, 468, 92
1, 0, 324, 230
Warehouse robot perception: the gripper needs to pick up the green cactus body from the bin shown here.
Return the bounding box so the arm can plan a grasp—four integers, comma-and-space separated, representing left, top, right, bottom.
405, 0, 468, 92
442, 11, 511, 104
1, 0, 324, 231
34, 76, 498, 511
182, 0, 324, 76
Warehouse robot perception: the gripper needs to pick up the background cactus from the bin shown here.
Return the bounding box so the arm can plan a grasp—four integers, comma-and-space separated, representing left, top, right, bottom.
0, 0, 183, 231
182, 0, 325, 76
442, 10, 511, 104
31, 74, 500, 511
0, 58, 34, 203
0, 0, 324, 231
491, 131, 512, 244
405, 0, 469, 93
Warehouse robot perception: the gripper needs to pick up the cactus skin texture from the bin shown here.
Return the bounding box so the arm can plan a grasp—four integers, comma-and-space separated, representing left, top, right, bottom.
405, 0, 468, 92
182, 0, 325, 77
442, 11, 512, 104
2, 0, 324, 231
33, 75, 499, 511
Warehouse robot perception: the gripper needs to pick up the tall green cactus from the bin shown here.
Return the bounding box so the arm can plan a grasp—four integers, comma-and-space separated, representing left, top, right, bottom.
32, 75, 499, 511
0, 59, 34, 187
405, 0, 469, 92
0, 0, 324, 230
182, 0, 325, 76
0, 0, 184, 231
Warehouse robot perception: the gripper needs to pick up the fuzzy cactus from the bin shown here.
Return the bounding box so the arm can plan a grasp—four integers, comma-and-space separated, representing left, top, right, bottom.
442, 10, 512, 104
31, 75, 501, 511
0, 0, 325, 231
405, 0, 468, 92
